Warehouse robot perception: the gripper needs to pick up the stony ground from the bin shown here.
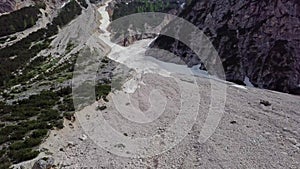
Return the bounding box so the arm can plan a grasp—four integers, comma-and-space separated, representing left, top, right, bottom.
15, 74, 300, 169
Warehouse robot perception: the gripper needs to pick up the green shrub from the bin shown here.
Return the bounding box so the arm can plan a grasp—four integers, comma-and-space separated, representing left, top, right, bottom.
24, 137, 43, 147
0, 159, 10, 169
63, 112, 75, 121
97, 106, 107, 111
0, 0, 82, 89
112, 0, 174, 21
0, 125, 16, 135
0, 135, 8, 144
78, 0, 88, 8
38, 110, 61, 121
101, 58, 109, 63
53, 119, 64, 129
36, 2, 46, 9
20, 120, 51, 131
0, 88, 76, 164
31, 129, 48, 138
0, 6, 41, 37
8, 148, 39, 163
9, 141, 25, 150
95, 84, 111, 99
9, 129, 27, 141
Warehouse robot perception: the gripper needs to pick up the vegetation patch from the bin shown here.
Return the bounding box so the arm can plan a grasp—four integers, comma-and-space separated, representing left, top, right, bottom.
78, 0, 89, 8
0, 0, 82, 90
0, 6, 41, 37
95, 84, 111, 101
97, 105, 107, 111
0, 87, 75, 167
0, 2, 113, 168
112, 0, 176, 21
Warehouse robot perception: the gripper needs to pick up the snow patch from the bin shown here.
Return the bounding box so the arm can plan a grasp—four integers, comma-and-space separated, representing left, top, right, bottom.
97, 1, 228, 93
61, 0, 71, 8
244, 76, 254, 87
231, 84, 247, 90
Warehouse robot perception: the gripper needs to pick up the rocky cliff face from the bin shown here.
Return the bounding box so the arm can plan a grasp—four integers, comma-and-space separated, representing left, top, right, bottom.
107, 0, 187, 46
150, 0, 300, 94
0, 0, 16, 13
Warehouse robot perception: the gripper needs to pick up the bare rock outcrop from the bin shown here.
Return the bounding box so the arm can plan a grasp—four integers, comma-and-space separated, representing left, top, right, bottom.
107, 0, 187, 46
32, 157, 54, 169
0, 0, 68, 14
0, 0, 16, 13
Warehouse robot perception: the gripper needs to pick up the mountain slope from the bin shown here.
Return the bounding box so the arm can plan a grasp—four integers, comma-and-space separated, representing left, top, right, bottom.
14, 74, 300, 168
6, 0, 300, 168
150, 0, 300, 94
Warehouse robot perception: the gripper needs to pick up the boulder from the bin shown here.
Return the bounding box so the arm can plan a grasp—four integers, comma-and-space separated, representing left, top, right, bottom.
32, 157, 54, 169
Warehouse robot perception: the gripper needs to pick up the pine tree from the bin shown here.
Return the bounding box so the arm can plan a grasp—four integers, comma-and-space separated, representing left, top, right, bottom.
24, 20, 28, 29
9, 25, 15, 32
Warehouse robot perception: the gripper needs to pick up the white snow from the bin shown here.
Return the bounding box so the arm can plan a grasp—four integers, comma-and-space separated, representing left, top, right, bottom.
97, 2, 210, 93
60, 0, 71, 8
231, 84, 247, 90
244, 76, 254, 87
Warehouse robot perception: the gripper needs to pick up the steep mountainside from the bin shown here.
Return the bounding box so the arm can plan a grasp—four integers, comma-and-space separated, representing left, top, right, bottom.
150, 0, 300, 94
107, 0, 187, 20
0, 0, 16, 13
11, 2, 300, 168
0, 0, 108, 167
0, 0, 67, 14
106, 0, 188, 46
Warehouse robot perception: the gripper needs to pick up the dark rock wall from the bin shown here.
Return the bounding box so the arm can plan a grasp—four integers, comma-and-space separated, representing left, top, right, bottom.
150, 0, 300, 94
107, 0, 187, 46
0, 0, 16, 13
